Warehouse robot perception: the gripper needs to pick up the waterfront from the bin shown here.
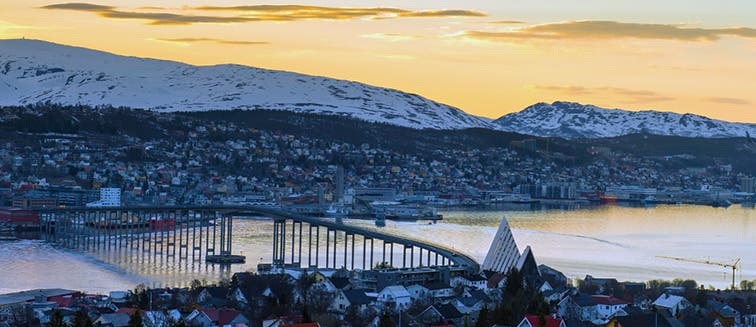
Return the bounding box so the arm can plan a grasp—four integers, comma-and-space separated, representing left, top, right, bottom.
0, 205, 753, 293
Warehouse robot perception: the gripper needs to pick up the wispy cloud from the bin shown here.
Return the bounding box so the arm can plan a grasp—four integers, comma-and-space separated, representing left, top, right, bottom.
704, 97, 751, 105
398, 10, 485, 18
487, 20, 526, 25
535, 85, 675, 103
361, 33, 418, 42
0, 20, 39, 35
41, 3, 114, 11
462, 21, 756, 42
41, 3, 487, 25
152, 38, 269, 46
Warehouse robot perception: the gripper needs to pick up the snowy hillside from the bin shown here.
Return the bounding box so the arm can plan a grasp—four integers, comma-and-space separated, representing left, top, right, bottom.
494, 101, 756, 139
0, 39, 493, 130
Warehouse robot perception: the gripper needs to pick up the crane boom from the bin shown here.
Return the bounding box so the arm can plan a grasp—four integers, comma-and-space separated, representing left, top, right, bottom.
656, 255, 741, 290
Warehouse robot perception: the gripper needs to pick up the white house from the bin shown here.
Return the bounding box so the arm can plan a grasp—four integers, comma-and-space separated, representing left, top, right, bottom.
407, 284, 430, 300
652, 293, 692, 317
558, 294, 598, 322
591, 295, 628, 321
185, 310, 213, 327
377, 285, 412, 310
426, 283, 455, 299
330, 289, 373, 313
451, 275, 488, 291
230, 288, 248, 305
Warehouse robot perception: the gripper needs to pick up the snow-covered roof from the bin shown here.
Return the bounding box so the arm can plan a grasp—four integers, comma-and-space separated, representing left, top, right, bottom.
653, 294, 686, 308
379, 285, 411, 298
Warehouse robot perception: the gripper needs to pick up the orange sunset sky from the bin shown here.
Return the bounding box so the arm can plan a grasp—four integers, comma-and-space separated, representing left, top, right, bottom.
1, 0, 755, 122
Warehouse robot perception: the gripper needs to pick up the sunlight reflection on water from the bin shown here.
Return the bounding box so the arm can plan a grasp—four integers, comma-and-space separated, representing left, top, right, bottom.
1, 204, 753, 293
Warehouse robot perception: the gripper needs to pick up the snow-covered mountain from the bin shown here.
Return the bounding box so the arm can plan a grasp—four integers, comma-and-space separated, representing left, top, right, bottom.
494, 101, 756, 139
0, 39, 494, 130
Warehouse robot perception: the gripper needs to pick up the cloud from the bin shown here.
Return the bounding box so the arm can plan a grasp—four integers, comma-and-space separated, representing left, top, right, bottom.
535, 85, 675, 103
461, 21, 756, 42
0, 20, 35, 33
487, 20, 526, 25
194, 5, 484, 19
153, 38, 269, 45
398, 10, 486, 18
41, 3, 114, 11
41, 3, 487, 25
100, 11, 255, 25
704, 97, 751, 105
361, 33, 417, 42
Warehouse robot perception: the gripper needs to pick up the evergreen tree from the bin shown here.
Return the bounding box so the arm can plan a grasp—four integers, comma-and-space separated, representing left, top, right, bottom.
378, 312, 395, 327
128, 311, 143, 327
49, 309, 66, 327
505, 268, 524, 296
70, 310, 94, 327
474, 306, 490, 327
169, 317, 187, 327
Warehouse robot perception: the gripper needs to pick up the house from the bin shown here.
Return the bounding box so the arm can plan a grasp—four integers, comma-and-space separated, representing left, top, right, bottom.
538, 280, 554, 293
517, 314, 566, 327
197, 287, 229, 307
201, 308, 250, 327
186, 309, 214, 327
426, 282, 455, 299
229, 288, 248, 305
582, 275, 618, 294
108, 291, 130, 304
451, 275, 487, 290
487, 273, 507, 289
558, 294, 598, 322
377, 285, 412, 310
407, 284, 430, 300
262, 314, 305, 327
142, 310, 172, 327
539, 265, 568, 289
591, 295, 628, 321
542, 289, 568, 304
93, 313, 131, 327
742, 314, 756, 327
652, 294, 692, 317
414, 303, 464, 326
454, 289, 491, 314
330, 289, 373, 313
706, 300, 740, 327
329, 277, 351, 290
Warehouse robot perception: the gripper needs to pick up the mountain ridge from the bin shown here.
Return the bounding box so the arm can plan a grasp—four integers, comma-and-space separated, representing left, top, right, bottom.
493, 101, 756, 139
0, 39, 494, 130
2, 39, 755, 139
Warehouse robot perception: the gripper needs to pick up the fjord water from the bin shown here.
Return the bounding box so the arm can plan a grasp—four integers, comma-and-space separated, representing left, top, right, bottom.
1, 205, 753, 293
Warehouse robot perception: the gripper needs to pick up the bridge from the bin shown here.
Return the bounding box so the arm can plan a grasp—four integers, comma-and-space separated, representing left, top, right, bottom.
37, 206, 480, 274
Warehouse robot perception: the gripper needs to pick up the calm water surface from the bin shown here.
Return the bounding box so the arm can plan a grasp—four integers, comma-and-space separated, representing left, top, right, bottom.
0, 205, 753, 293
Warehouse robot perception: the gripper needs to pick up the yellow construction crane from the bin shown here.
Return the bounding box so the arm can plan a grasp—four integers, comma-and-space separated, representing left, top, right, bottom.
657, 256, 741, 290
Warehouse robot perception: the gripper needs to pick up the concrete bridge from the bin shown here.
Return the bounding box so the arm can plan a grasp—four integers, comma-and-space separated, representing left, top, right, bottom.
37, 206, 480, 274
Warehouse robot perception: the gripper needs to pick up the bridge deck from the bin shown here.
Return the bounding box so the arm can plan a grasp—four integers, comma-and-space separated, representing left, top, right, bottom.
38, 205, 480, 272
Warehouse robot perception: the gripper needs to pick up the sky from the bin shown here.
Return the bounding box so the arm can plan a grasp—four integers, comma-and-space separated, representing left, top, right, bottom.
1, 1, 755, 122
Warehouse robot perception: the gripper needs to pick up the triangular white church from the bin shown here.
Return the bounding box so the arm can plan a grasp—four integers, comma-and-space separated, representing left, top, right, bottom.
483, 216, 536, 274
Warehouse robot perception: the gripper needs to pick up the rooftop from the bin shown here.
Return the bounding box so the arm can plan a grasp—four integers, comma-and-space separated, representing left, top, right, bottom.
0, 288, 79, 306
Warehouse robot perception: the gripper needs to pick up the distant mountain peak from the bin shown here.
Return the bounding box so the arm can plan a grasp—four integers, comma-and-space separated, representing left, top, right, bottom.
494, 101, 756, 139
0, 39, 494, 130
